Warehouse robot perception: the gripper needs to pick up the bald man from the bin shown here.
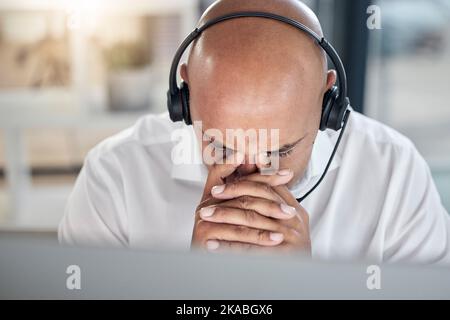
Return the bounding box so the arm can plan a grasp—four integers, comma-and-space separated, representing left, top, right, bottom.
59, 0, 450, 265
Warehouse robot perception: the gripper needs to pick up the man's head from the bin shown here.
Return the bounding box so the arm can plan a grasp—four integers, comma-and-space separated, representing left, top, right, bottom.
181, 0, 337, 187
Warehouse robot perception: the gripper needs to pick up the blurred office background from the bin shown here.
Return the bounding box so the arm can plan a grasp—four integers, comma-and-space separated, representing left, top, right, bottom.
0, 0, 448, 234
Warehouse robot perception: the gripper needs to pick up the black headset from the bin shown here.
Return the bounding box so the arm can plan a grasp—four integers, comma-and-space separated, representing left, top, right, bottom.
167, 11, 352, 202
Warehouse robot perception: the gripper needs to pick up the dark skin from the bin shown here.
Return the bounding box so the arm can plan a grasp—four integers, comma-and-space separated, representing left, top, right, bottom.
181, 0, 337, 253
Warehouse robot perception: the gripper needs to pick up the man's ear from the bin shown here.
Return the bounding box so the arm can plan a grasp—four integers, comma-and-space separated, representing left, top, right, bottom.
325, 69, 337, 91
180, 63, 189, 83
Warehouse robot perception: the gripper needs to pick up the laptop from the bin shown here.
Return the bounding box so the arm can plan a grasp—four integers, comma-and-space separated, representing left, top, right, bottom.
0, 231, 449, 299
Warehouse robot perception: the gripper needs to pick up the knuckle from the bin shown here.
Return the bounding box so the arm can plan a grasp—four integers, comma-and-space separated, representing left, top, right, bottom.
267, 199, 278, 210
261, 183, 272, 194
237, 195, 252, 209
243, 209, 256, 224
256, 229, 268, 242
233, 225, 251, 239
254, 181, 272, 194
233, 225, 246, 235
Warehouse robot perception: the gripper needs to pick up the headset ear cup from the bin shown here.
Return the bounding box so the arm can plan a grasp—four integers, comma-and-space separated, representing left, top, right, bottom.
180, 81, 192, 125
320, 86, 338, 131
167, 88, 184, 122
327, 96, 349, 131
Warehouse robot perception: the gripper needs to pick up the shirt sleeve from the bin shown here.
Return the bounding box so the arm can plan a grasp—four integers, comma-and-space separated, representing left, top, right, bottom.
58, 148, 129, 248
383, 141, 450, 266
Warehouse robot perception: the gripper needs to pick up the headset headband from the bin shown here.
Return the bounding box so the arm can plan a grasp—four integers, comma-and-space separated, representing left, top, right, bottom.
168, 11, 348, 107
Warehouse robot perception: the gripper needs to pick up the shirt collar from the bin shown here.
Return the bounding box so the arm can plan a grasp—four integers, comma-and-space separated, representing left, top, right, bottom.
287, 129, 341, 199
170, 126, 209, 184
170, 126, 341, 194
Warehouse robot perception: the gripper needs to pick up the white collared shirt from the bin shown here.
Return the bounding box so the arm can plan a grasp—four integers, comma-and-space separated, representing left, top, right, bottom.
58, 111, 450, 265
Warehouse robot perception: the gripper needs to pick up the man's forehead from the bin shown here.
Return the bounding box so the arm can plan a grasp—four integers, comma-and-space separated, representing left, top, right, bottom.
187, 31, 326, 122
192, 94, 315, 138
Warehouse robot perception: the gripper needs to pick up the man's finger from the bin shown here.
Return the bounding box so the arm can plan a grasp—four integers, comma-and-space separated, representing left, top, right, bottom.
239, 169, 294, 187
199, 221, 284, 246
199, 205, 281, 231
206, 196, 297, 220
199, 205, 301, 243
210, 180, 284, 203
272, 184, 300, 207
272, 185, 309, 227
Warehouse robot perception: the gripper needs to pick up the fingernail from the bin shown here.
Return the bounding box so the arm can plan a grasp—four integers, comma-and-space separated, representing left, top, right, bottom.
206, 240, 219, 250
270, 232, 284, 242
200, 206, 215, 218
280, 203, 297, 216
211, 184, 225, 195
277, 169, 292, 176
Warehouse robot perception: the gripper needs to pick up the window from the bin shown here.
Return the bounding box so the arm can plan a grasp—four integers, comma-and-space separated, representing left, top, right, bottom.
365, 0, 450, 211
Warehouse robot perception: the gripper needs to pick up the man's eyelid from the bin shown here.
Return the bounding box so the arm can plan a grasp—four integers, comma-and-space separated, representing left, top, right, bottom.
271, 136, 306, 154
206, 133, 307, 153
279, 144, 298, 154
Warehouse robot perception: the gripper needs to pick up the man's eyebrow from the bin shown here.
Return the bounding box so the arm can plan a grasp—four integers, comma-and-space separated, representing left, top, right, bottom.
202, 130, 307, 153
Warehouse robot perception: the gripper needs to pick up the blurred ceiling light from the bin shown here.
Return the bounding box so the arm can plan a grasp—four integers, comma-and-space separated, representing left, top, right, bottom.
63, 0, 101, 33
